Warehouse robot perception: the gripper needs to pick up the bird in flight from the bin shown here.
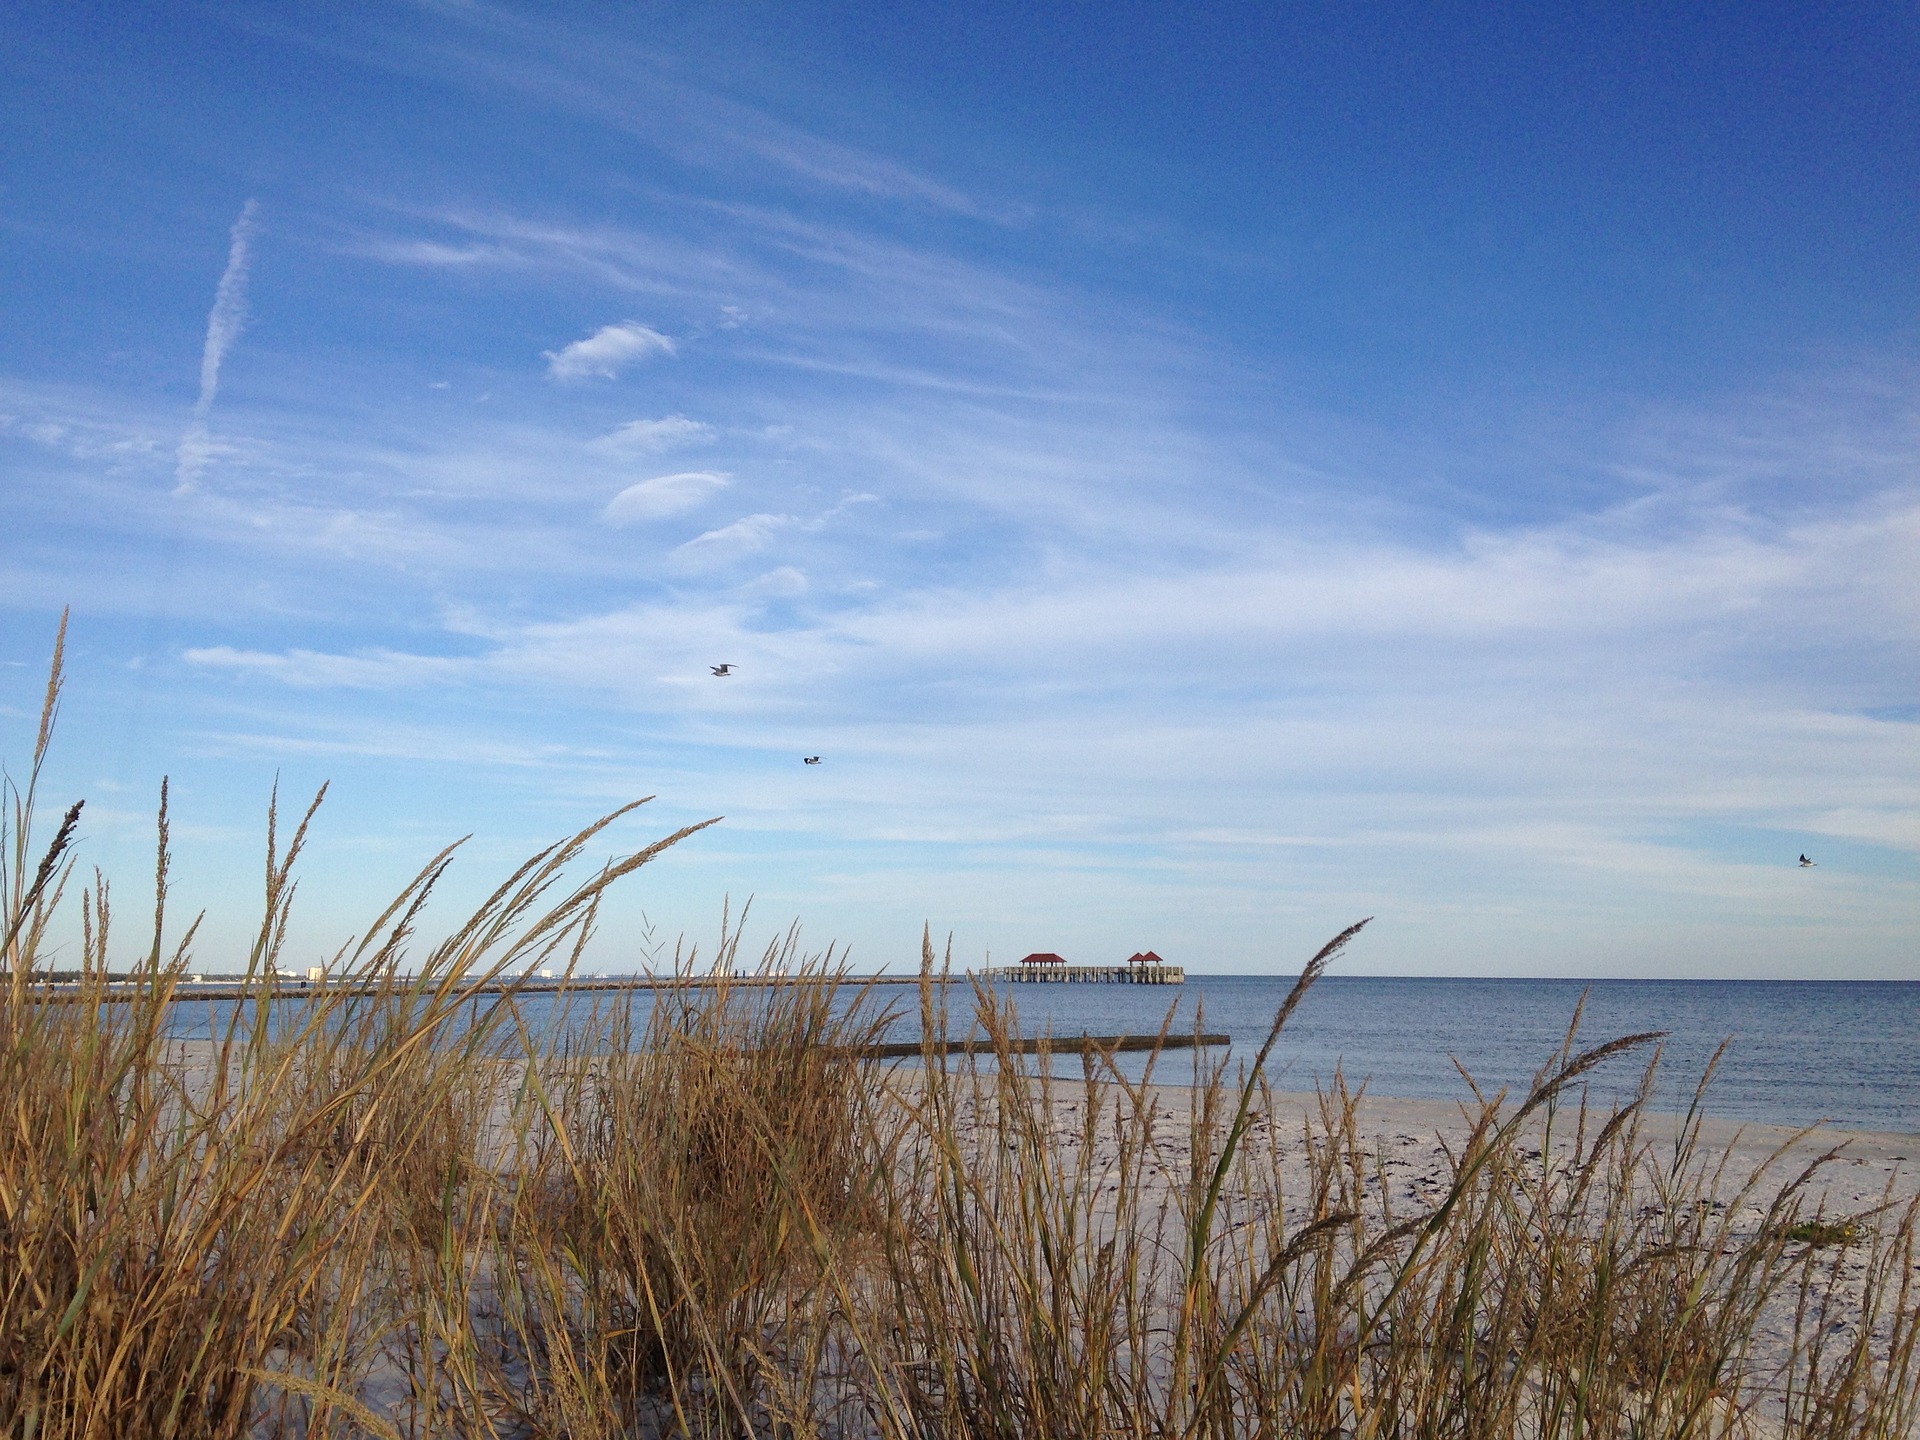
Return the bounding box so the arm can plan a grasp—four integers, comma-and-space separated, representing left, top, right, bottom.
710, 663, 736, 676
803, 755, 821, 765
1799, 854, 1816, 867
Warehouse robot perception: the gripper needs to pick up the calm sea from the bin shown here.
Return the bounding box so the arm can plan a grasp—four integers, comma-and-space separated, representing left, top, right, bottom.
158, 975, 1920, 1135
964, 976, 1920, 1135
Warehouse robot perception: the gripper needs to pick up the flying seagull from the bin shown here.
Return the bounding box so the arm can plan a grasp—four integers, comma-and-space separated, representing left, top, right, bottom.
710, 663, 735, 676
803, 756, 821, 765
1799, 854, 1816, 868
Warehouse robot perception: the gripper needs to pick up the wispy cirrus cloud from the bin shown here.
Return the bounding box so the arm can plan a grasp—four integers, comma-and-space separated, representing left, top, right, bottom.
189, 489, 1920, 710
544, 321, 675, 380
175, 200, 260, 493
288, 4, 1018, 222
354, 202, 1103, 403
181, 644, 468, 688
152, 437, 1918, 976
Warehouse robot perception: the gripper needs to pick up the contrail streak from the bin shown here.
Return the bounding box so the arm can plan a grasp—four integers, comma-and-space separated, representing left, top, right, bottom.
175, 200, 260, 493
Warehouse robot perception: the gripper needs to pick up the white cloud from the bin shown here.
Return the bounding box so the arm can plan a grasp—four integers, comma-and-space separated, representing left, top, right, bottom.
355, 237, 512, 267
744, 566, 809, 597
171, 431, 239, 490
595, 415, 714, 452
808, 491, 881, 528
0, 408, 161, 463
175, 200, 260, 493
602, 470, 731, 524
618, 487, 871, 555
193, 202, 261, 424
671, 512, 794, 566
544, 322, 676, 380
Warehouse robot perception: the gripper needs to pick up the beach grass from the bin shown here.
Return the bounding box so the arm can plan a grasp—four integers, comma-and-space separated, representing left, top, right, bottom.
5, 620, 1918, 1439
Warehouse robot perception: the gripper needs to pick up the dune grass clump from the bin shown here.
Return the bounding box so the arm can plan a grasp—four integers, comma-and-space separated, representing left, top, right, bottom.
4, 619, 1919, 1439
0, 617, 720, 1439
474, 930, 898, 1438
863, 950, 1920, 1440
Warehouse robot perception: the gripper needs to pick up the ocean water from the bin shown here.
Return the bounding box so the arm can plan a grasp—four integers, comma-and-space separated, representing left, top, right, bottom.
153, 975, 1920, 1135
961, 976, 1920, 1135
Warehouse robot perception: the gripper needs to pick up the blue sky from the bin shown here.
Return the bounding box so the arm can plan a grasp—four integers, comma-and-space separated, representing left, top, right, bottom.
2, 2, 1916, 977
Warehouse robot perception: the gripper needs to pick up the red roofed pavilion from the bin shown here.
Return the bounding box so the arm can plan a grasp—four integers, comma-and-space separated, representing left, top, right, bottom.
1019, 952, 1068, 967
1126, 950, 1167, 965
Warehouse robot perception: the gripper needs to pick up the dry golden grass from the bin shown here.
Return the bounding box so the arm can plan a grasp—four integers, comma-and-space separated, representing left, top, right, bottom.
4, 618, 1917, 1439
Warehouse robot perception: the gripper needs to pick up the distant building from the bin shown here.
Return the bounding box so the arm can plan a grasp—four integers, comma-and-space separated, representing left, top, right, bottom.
1125, 951, 1166, 966
1018, 952, 1068, 967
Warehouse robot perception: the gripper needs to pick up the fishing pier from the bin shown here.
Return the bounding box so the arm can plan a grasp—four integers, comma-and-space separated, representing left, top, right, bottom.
993, 951, 1185, 984
993, 964, 1184, 984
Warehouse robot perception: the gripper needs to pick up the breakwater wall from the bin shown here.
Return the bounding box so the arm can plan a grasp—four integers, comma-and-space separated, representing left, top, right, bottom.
858, 1030, 1220, 1058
